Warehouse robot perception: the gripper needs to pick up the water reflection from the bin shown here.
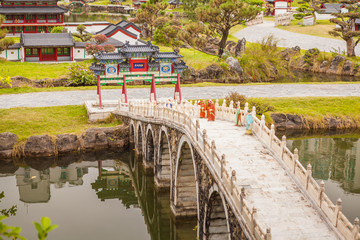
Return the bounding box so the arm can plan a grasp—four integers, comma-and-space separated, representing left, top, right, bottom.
0, 151, 196, 240
286, 137, 360, 221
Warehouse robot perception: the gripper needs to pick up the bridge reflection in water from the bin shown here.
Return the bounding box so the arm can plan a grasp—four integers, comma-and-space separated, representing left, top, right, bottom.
0, 151, 196, 240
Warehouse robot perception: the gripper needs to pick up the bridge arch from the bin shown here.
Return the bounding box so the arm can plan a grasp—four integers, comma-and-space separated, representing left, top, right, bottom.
136, 122, 143, 155
129, 120, 135, 144
173, 135, 198, 217
156, 127, 171, 186
145, 125, 155, 166
204, 185, 231, 240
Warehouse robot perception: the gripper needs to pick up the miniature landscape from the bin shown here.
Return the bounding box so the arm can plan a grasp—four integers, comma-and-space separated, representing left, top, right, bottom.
1, 0, 360, 239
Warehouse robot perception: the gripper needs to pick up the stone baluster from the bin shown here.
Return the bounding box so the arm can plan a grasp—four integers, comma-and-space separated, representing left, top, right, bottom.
221, 100, 226, 119
266, 228, 271, 240
293, 148, 298, 174
319, 180, 325, 207
221, 154, 225, 179
352, 218, 359, 240
203, 129, 207, 151
244, 102, 249, 115
251, 207, 257, 236
260, 114, 265, 137
240, 187, 245, 215
231, 170, 236, 195
269, 124, 275, 148
196, 120, 199, 141
281, 135, 286, 159
215, 99, 219, 108
211, 140, 216, 163
335, 198, 342, 227
229, 100, 234, 109
252, 106, 256, 117
306, 164, 312, 190
117, 99, 121, 111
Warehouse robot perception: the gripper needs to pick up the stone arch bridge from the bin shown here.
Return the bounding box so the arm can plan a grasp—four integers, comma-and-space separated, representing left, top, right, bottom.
114, 100, 360, 240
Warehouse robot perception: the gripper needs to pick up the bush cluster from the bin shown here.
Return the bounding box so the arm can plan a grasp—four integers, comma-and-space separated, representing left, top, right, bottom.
67, 63, 96, 86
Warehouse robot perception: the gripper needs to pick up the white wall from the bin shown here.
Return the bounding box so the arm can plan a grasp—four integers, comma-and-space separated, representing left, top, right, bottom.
111, 30, 138, 44
0, 48, 21, 61
126, 26, 140, 37
275, 8, 288, 15
73, 47, 92, 60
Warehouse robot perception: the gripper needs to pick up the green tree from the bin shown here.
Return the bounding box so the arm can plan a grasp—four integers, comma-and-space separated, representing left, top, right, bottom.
0, 15, 15, 55
182, 0, 210, 20
329, 1, 360, 56
135, 1, 168, 39
72, 24, 93, 42
50, 26, 64, 33
294, 0, 325, 23
196, 0, 259, 57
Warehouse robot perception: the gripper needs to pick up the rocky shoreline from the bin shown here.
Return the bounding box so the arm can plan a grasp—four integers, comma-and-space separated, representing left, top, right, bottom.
0, 125, 129, 160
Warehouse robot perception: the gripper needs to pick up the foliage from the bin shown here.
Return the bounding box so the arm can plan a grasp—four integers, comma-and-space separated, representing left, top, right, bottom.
329, 1, 360, 56
294, 0, 324, 22
72, 24, 93, 42
196, 0, 260, 57
177, 21, 211, 50
0, 74, 12, 88
0, 105, 122, 141
85, 34, 114, 57
153, 16, 182, 47
33, 217, 58, 240
135, 2, 168, 38
303, 48, 320, 66
0, 216, 26, 240
224, 91, 247, 107
67, 62, 96, 86
0, 15, 15, 55
50, 26, 64, 33
182, 0, 209, 20
0, 191, 17, 218
238, 35, 292, 81
248, 98, 276, 115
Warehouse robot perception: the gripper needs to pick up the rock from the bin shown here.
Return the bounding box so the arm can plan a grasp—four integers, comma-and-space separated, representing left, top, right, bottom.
271, 113, 304, 130
342, 60, 353, 75
320, 60, 329, 69
102, 126, 129, 149
0, 132, 18, 159
25, 156, 54, 171
292, 46, 301, 52
271, 113, 287, 130
24, 135, 55, 157
0, 160, 18, 174
280, 47, 299, 61
81, 128, 108, 151
197, 64, 224, 80
327, 55, 346, 74
226, 57, 243, 76
181, 66, 196, 81
56, 134, 80, 155
286, 114, 303, 130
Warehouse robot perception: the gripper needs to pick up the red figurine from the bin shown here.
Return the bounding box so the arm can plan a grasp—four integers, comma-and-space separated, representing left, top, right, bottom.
207, 100, 215, 121
199, 100, 206, 118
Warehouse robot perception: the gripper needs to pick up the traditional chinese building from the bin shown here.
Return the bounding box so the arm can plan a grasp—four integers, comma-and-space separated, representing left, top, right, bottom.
265, 0, 292, 16
89, 41, 187, 106
0, 0, 68, 36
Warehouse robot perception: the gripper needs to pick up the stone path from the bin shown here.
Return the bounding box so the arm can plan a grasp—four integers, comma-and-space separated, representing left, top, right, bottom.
1, 83, 360, 109
198, 118, 339, 239
235, 21, 360, 55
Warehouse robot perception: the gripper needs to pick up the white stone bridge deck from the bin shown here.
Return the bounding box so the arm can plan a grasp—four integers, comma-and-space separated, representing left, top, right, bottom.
113, 100, 360, 240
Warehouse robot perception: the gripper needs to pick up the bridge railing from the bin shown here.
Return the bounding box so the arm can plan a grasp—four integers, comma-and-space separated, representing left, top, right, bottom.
121, 100, 271, 240
210, 100, 360, 240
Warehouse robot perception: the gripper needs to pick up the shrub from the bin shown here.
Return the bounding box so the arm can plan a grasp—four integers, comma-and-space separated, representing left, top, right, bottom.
225, 91, 247, 107
248, 99, 276, 115
67, 63, 96, 86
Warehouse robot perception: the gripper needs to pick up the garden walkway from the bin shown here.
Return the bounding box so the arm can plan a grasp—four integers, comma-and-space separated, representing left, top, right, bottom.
235, 21, 360, 55
1, 83, 360, 109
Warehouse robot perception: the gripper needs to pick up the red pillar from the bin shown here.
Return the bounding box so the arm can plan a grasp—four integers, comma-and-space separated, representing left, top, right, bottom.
174, 73, 181, 103
150, 74, 157, 102
97, 75, 102, 108
122, 75, 128, 103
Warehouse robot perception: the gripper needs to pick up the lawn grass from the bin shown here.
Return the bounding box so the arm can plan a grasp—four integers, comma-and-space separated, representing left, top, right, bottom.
228, 24, 247, 42
89, 0, 111, 5
277, 19, 341, 40
249, 97, 360, 127
0, 105, 122, 141
157, 45, 218, 70
0, 61, 72, 79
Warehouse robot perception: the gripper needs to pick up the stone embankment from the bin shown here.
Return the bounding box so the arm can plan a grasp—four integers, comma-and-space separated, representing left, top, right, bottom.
0, 126, 129, 160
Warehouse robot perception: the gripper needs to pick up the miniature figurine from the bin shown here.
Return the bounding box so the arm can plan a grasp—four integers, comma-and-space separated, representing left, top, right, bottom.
207, 100, 215, 121
245, 110, 253, 135
199, 100, 206, 118
235, 102, 242, 126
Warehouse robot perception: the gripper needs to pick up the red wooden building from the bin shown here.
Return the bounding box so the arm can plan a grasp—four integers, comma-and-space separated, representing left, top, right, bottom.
0, 0, 68, 36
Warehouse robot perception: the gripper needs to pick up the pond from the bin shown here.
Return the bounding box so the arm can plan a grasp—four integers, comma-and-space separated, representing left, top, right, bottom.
284, 134, 360, 222
0, 150, 196, 240
276, 70, 360, 83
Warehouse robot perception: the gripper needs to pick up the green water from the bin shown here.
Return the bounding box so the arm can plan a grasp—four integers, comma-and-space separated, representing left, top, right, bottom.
286, 136, 360, 222
0, 151, 196, 240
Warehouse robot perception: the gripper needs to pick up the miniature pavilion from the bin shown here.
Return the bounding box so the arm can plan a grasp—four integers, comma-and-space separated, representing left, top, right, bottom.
89, 41, 188, 107
0, 0, 68, 36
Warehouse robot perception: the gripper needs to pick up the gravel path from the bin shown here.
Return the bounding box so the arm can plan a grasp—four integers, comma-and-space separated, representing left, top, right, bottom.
235, 21, 360, 55
1, 84, 360, 109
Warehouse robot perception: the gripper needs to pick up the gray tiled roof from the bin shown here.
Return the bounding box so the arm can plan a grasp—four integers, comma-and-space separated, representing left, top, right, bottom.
120, 41, 159, 53
75, 37, 124, 48
321, 3, 348, 14
21, 33, 74, 47
0, 6, 68, 14
7, 43, 21, 49
96, 52, 126, 60
153, 51, 183, 59
116, 20, 141, 32
173, 60, 187, 70
89, 62, 105, 71
355, 19, 360, 24
96, 24, 137, 39
118, 62, 130, 68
